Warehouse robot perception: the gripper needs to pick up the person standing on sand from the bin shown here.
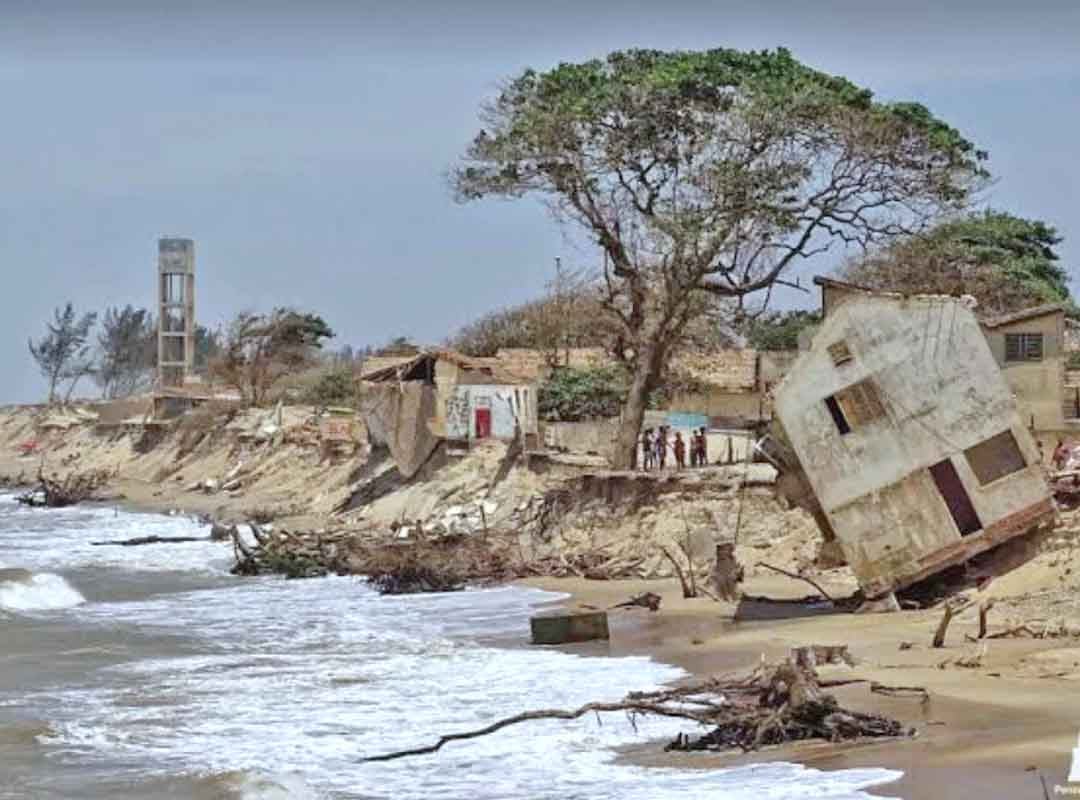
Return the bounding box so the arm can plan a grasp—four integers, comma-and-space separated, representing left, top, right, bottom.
655, 427, 668, 470
698, 427, 709, 467
674, 431, 686, 470
641, 429, 654, 471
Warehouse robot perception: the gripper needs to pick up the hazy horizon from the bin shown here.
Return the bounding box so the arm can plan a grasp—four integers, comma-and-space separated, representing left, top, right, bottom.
3, 0, 1078, 402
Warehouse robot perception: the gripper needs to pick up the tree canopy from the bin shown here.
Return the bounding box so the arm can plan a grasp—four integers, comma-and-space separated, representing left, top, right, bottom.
743, 309, 821, 351
28, 303, 98, 404
95, 305, 156, 399
211, 309, 335, 406
839, 210, 1071, 316
454, 47, 987, 467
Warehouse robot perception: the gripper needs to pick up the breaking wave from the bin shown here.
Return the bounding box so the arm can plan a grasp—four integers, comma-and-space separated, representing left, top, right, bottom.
0, 569, 85, 611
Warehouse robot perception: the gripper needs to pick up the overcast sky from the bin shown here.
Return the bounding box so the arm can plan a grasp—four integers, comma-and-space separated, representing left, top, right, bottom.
3, 0, 1078, 403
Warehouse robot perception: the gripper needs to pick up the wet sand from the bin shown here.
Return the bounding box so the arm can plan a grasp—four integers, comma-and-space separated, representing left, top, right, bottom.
523, 575, 1080, 800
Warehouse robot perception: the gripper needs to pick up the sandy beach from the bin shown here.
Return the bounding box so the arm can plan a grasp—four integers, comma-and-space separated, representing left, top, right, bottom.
524, 575, 1080, 800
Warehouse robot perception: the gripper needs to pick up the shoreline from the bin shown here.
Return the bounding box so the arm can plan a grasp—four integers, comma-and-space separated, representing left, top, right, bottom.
521, 575, 1080, 800
3, 483, 1075, 800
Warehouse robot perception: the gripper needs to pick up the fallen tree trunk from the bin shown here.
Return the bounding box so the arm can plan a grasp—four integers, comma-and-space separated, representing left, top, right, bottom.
91, 535, 206, 547
361, 658, 911, 762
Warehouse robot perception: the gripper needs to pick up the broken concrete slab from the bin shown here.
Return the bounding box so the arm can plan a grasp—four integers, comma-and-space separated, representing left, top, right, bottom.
530, 609, 610, 645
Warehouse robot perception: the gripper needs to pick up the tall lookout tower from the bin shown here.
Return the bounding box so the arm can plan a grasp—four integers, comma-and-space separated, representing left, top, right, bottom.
157, 237, 195, 388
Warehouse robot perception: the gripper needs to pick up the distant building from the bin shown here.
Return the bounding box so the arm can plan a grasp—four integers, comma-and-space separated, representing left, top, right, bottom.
773, 290, 1055, 598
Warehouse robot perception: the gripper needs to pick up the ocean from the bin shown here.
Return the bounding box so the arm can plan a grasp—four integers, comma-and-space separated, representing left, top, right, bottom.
0, 494, 901, 799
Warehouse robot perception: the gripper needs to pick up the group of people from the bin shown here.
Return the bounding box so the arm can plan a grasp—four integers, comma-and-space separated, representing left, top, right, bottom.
640, 426, 709, 471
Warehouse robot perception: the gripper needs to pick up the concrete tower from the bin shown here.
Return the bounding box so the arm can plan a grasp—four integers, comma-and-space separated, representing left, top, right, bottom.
157, 238, 195, 388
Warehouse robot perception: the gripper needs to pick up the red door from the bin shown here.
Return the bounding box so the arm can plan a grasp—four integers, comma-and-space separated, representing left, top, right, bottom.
475, 408, 492, 439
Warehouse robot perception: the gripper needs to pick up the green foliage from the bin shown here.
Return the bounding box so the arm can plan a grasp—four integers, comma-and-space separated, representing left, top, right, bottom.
212, 308, 336, 406
842, 210, 1071, 315
538, 366, 626, 421
28, 303, 98, 404
1067, 351, 1080, 370
744, 310, 821, 351
299, 367, 357, 407
95, 305, 155, 399
375, 336, 420, 356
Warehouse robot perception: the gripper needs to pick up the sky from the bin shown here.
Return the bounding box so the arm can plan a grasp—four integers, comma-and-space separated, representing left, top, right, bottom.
2, 0, 1078, 403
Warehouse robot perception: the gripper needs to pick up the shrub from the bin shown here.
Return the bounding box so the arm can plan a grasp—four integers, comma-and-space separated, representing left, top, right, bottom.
538, 366, 626, 421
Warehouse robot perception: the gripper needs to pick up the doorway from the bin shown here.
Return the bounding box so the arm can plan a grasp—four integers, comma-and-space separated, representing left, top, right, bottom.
474, 407, 492, 440
929, 459, 982, 536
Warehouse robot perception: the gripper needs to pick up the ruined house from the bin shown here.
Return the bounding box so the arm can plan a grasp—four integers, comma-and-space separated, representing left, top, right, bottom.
361, 351, 536, 476
772, 290, 1056, 598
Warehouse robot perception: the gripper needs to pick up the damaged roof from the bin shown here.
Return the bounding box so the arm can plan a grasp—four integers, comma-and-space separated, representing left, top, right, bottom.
980, 303, 1066, 329
361, 349, 532, 385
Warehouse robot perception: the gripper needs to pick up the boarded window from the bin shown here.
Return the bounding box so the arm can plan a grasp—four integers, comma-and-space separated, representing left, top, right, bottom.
835, 379, 886, 427
965, 430, 1027, 485
1005, 333, 1043, 362
827, 340, 853, 366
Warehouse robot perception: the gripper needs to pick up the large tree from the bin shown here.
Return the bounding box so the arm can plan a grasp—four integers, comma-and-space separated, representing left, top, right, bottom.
839, 210, 1071, 316
28, 303, 98, 404
453, 47, 987, 467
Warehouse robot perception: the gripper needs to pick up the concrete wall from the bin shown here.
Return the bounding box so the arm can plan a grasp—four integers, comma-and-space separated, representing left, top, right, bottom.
542, 419, 618, 457
446, 384, 537, 440
983, 312, 1065, 431
776, 295, 1053, 595
667, 390, 765, 422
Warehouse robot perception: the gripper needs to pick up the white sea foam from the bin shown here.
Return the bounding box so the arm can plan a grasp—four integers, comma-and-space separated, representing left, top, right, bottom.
0, 571, 85, 611
0, 499, 230, 574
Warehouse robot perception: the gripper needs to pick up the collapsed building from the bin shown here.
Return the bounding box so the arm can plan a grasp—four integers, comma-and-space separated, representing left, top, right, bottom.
771, 289, 1056, 599
360, 351, 537, 477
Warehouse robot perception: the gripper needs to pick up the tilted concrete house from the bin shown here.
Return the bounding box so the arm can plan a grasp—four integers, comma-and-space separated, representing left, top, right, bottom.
773, 291, 1055, 598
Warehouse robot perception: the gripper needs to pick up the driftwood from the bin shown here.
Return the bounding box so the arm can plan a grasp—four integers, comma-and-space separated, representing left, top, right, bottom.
978, 600, 996, 640
757, 562, 836, 604
932, 601, 973, 648
610, 592, 662, 612
362, 659, 910, 763
91, 535, 206, 547
870, 682, 930, 701
660, 545, 696, 598
15, 468, 111, 508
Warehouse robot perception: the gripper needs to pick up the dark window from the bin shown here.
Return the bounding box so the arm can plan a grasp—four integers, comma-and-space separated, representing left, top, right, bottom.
929, 459, 983, 536
965, 430, 1027, 485
1005, 333, 1043, 362
828, 340, 853, 366
824, 395, 851, 434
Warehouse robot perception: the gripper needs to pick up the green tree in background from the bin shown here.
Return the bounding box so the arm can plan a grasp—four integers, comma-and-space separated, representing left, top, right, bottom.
95, 305, 156, 399
453, 47, 988, 468
840, 210, 1071, 316
28, 303, 98, 404
744, 310, 821, 351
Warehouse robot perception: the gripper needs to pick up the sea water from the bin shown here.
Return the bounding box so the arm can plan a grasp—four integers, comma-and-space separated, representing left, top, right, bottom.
0, 494, 901, 799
